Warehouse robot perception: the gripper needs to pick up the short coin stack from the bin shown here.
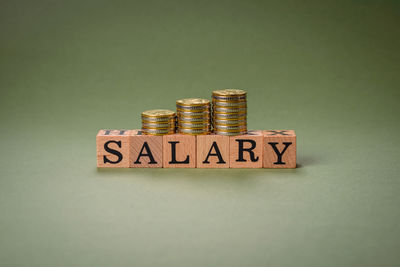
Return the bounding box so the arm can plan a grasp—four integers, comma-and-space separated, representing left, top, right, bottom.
212, 89, 247, 136
176, 98, 211, 135
141, 109, 176, 135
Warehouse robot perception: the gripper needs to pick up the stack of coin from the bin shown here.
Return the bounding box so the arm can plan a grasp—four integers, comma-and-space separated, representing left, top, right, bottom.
212, 89, 247, 136
176, 98, 211, 135
141, 109, 176, 135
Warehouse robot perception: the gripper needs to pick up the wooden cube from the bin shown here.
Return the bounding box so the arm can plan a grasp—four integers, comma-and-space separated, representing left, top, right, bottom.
163, 134, 196, 168
197, 134, 230, 168
263, 130, 296, 168
96, 129, 131, 168
129, 130, 163, 168
229, 130, 263, 168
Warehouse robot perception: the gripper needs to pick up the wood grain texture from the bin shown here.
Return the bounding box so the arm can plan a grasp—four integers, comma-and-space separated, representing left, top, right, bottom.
163, 134, 196, 168
96, 129, 131, 168
129, 130, 163, 168
263, 130, 296, 168
229, 130, 263, 168
197, 134, 229, 168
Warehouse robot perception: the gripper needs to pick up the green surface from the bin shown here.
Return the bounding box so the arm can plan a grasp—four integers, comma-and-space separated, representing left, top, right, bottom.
1, 0, 399, 266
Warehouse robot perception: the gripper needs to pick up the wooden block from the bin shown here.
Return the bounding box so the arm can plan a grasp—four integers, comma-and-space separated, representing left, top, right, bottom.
129, 130, 163, 168
263, 130, 296, 168
96, 129, 131, 168
229, 130, 263, 168
163, 134, 196, 168
197, 134, 230, 168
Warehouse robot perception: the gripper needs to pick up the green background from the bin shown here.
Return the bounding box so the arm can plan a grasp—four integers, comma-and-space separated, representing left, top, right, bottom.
1, 0, 399, 266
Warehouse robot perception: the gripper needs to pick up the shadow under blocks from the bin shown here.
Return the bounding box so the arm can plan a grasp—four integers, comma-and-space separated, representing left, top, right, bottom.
96, 130, 296, 168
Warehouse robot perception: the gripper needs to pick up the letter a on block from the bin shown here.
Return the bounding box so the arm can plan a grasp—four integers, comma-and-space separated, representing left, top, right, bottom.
129, 130, 163, 168
163, 134, 196, 168
197, 134, 229, 168
229, 130, 263, 168
96, 129, 131, 168
263, 130, 296, 168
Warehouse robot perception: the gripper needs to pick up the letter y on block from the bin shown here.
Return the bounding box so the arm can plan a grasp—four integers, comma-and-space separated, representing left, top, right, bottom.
263, 130, 296, 168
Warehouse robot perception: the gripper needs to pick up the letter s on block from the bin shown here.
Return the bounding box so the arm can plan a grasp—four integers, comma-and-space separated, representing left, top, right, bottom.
103, 140, 123, 164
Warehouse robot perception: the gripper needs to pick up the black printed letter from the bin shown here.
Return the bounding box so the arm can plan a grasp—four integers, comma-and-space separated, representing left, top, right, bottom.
268, 142, 292, 165
203, 141, 226, 164
236, 139, 259, 162
103, 140, 123, 164
134, 142, 157, 164
168, 141, 189, 164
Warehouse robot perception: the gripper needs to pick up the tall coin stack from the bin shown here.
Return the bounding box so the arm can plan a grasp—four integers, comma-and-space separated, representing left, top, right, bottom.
212, 89, 247, 136
176, 98, 211, 135
141, 109, 176, 135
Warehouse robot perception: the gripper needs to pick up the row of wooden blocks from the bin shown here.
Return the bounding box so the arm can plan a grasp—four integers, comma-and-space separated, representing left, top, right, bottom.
96, 130, 296, 168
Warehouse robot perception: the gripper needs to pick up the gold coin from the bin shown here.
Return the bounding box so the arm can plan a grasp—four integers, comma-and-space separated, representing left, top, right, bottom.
179, 120, 210, 124
179, 131, 211, 136
142, 120, 175, 125
212, 101, 247, 108
213, 97, 246, 102
213, 107, 247, 113
176, 106, 210, 111
179, 125, 211, 130
142, 116, 176, 121
177, 113, 211, 120
213, 117, 246, 122
178, 117, 210, 122
212, 97, 246, 102
142, 129, 176, 136
142, 128, 175, 132
142, 126, 175, 131
178, 110, 210, 114
141, 109, 175, 118
179, 121, 210, 125
177, 107, 210, 113
213, 130, 247, 136
212, 89, 246, 96
178, 128, 211, 135
142, 132, 175, 136
143, 124, 175, 128
176, 98, 210, 106
213, 110, 247, 115
212, 98, 246, 102
178, 122, 210, 127
214, 128, 247, 132
179, 127, 211, 131
179, 128, 210, 131
214, 120, 247, 126
214, 124, 247, 130
213, 111, 247, 116
213, 128, 247, 132
142, 122, 175, 127
142, 128, 175, 134
213, 114, 246, 119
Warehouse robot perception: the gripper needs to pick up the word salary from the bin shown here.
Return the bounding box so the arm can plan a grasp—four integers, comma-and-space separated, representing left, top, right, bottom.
96, 130, 296, 168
